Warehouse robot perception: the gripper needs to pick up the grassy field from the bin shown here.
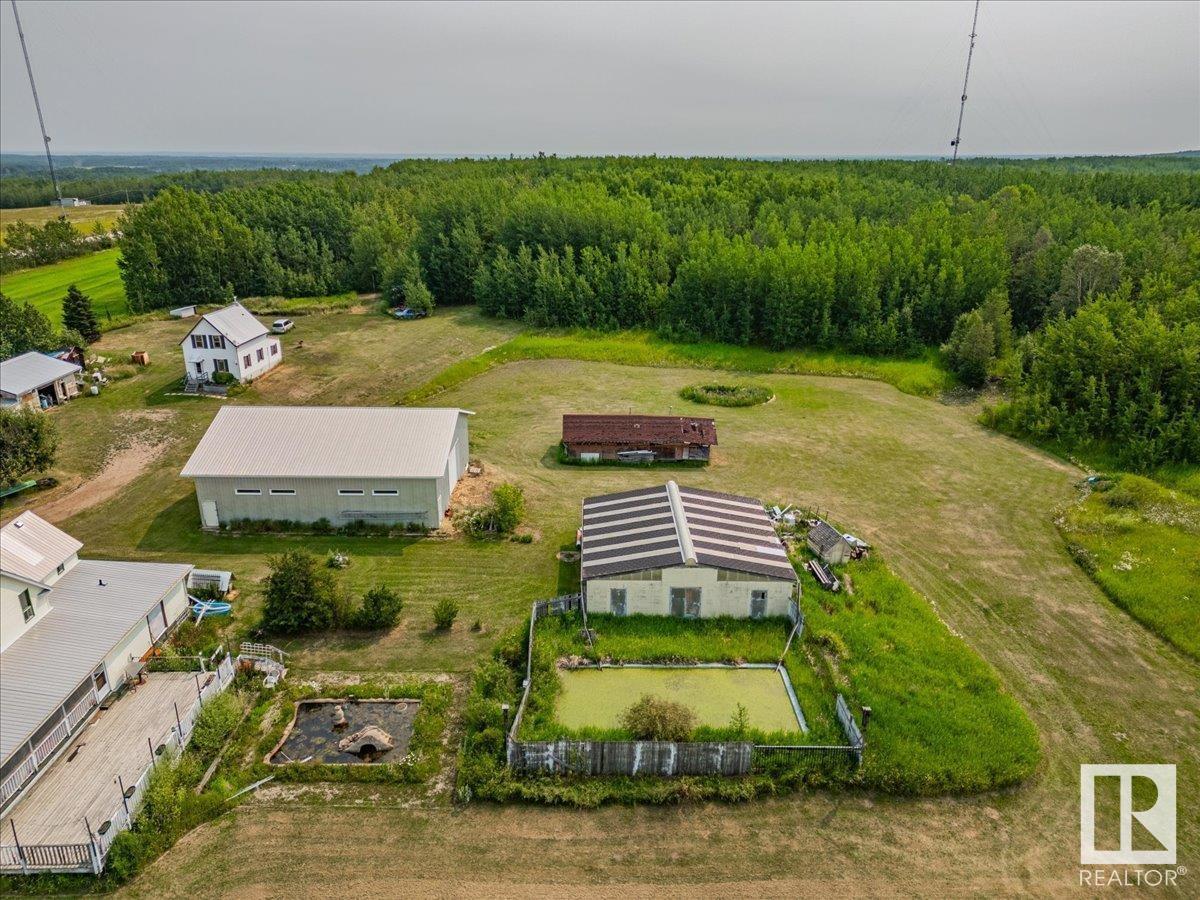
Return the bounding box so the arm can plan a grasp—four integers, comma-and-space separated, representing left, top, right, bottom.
0, 248, 128, 324
408, 329, 955, 401
555, 667, 802, 733
0, 204, 127, 242
0, 305, 1193, 896
1058, 474, 1199, 659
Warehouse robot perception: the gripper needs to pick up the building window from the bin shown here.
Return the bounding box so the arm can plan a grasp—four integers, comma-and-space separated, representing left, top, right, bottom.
610, 589, 627, 616
269, 488, 296, 496
270, 343, 279, 356
338, 489, 365, 496
214, 358, 229, 373
256, 348, 265, 362
243, 354, 252, 368
235, 488, 262, 496
18, 589, 34, 622
372, 489, 399, 496
669, 588, 701, 619
191, 334, 203, 349
56, 562, 65, 575
213, 335, 225, 349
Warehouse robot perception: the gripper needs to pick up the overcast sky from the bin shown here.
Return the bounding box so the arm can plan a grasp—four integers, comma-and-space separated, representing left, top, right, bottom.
1, 0, 1196, 157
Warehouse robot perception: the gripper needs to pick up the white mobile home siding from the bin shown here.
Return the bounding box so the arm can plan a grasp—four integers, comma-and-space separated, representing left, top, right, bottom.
584, 565, 795, 619
194, 476, 443, 529
99, 581, 190, 688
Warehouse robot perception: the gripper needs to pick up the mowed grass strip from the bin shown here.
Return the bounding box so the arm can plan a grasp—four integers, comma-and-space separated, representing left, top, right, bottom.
555, 667, 802, 733
407, 329, 954, 402
0, 248, 128, 324
1059, 474, 1200, 660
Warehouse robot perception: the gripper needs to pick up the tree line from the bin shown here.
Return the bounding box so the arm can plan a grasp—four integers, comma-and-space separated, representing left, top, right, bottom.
109, 157, 1199, 466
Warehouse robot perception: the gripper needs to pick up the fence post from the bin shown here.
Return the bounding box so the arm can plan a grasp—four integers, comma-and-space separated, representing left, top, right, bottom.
174, 701, 184, 741
10, 820, 28, 876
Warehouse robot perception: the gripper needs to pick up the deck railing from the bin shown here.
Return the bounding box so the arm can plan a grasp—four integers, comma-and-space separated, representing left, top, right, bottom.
0, 691, 98, 809
0, 654, 234, 875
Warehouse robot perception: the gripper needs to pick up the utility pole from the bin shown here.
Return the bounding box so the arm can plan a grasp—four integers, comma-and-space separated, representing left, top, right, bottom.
949, 0, 981, 165
10, 0, 63, 204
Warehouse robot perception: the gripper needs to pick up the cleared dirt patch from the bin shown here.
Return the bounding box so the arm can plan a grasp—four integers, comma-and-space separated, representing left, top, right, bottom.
34, 438, 171, 523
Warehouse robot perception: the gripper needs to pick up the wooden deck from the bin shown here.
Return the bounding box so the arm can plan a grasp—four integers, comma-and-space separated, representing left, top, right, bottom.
1, 672, 202, 846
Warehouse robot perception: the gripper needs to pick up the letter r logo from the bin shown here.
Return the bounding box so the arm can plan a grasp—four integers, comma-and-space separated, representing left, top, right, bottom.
1080, 764, 1176, 865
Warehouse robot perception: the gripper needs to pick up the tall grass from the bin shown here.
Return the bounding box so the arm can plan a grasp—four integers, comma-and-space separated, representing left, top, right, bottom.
1058, 474, 1199, 660
406, 330, 954, 403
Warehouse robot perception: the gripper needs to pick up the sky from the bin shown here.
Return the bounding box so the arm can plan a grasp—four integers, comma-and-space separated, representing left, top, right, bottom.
1, 0, 1197, 158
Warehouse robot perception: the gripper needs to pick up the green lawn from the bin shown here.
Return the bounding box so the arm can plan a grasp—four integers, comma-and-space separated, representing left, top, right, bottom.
0, 248, 128, 324
408, 329, 954, 401
555, 666, 802, 733
1058, 474, 1200, 660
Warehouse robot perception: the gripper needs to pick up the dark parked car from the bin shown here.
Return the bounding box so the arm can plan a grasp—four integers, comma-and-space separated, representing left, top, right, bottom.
392, 307, 428, 320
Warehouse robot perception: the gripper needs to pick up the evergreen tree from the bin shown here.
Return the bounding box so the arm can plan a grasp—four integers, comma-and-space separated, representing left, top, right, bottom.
61, 285, 101, 343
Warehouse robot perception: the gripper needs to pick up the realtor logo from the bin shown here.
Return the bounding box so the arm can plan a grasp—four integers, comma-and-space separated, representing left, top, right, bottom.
1080, 764, 1176, 865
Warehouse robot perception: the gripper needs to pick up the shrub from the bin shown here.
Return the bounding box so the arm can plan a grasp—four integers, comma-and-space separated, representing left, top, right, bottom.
261, 549, 345, 633
456, 482, 525, 536
211, 370, 236, 385
620, 694, 696, 741
432, 597, 459, 630
354, 585, 404, 629
326, 549, 350, 568
679, 382, 773, 407
190, 691, 242, 758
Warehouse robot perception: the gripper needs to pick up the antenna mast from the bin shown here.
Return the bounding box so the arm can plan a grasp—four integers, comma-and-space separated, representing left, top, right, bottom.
949, 0, 981, 165
10, 0, 63, 204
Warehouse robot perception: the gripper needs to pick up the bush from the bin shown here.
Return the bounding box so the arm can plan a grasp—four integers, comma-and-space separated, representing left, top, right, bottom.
432, 597, 459, 630
0, 406, 58, 485
189, 691, 242, 757
261, 549, 345, 633
456, 482, 526, 536
353, 585, 404, 629
211, 370, 236, 385
620, 694, 696, 741
679, 382, 773, 407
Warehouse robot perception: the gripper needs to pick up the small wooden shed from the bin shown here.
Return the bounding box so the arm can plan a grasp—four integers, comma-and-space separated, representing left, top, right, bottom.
806, 519, 853, 565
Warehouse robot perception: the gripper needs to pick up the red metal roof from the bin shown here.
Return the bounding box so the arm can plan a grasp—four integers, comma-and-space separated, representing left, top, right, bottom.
562, 414, 718, 447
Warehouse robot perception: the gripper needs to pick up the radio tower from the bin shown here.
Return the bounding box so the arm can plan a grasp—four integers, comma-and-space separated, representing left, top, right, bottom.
949, 0, 981, 165
10, 0, 64, 204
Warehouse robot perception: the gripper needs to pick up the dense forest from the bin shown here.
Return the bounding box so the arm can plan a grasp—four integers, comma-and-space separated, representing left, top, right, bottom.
59, 156, 1200, 467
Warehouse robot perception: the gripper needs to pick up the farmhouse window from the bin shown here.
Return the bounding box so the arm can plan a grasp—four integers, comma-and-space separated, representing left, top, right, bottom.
669, 588, 701, 619
235, 488, 262, 496
19, 589, 34, 622
338, 489, 365, 496
373, 489, 399, 496
269, 489, 296, 496
214, 359, 229, 373
750, 591, 768, 619
257, 348, 265, 362
270, 343, 279, 356
243, 354, 252, 368
191, 335, 203, 349
213, 335, 225, 349
610, 589, 627, 616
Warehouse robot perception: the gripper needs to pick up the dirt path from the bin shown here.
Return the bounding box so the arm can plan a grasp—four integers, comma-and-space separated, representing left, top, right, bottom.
34, 438, 171, 524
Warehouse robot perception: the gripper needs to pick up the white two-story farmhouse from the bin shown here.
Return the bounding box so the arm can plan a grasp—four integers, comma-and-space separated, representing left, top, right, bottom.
179, 302, 282, 385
